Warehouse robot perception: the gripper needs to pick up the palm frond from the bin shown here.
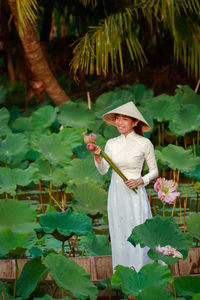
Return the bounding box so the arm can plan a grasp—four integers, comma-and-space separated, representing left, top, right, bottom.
70, 9, 147, 77
173, 15, 200, 79
79, 0, 98, 7
16, 0, 38, 35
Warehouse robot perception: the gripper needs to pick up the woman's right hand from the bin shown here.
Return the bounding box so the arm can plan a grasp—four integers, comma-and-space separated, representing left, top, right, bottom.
93, 145, 102, 163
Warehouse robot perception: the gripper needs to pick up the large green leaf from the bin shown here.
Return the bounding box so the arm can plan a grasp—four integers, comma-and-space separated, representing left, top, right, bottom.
128, 215, 192, 265
138, 286, 176, 300
71, 182, 107, 216
43, 253, 98, 300
57, 101, 95, 129
31, 106, 57, 130
192, 294, 200, 300
155, 144, 198, 173
0, 166, 37, 196
12, 106, 57, 133
65, 155, 105, 185
0, 107, 11, 136
143, 94, 179, 122
111, 262, 173, 297
94, 90, 134, 118
0, 198, 37, 233
39, 208, 92, 241
0, 133, 30, 165
16, 257, 48, 299
31, 158, 69, 186
122, 84, 154, 105
169, 104, 200, 135
174, 276, 200, 296
80, 233, 111, 256
37, 133, 73, 167
0, 228, 36, 256
0, 85, 6, 103
59, 127, 84, 150
186, 213, 200, 240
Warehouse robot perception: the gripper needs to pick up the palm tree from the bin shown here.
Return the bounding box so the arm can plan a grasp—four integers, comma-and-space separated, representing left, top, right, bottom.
7, 0, 70, 105
70, 0, 200, 79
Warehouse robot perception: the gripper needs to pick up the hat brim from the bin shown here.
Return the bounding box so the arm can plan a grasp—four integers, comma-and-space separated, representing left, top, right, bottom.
102, 112, 151, 132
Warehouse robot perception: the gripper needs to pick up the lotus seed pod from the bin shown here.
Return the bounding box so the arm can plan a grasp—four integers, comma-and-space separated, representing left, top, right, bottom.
87, 143, 96, 151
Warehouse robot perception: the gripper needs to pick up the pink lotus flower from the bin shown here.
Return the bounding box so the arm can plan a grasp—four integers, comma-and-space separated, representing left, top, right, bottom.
86, 143, 96, 151
89, 133, 97, 143
155, 245, 183, 259
154, 177, 180, 205
84, 135, 90, 144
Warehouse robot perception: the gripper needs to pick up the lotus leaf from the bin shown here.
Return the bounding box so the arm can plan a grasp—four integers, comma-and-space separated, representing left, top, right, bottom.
58, 101, 95, 129
34, 296, 72, 300
39, 208, 92, 241
155, 144, 198, 173
0, 133, 30, 165
184, 164, 200, 181
0, 281, 14, 300
103, 125, 119, 140
169, 104, 200, 136
0, 107, 11, 136
31, 159, 69, 186
128, 215, 192, 265
64, 155, 105, 185
0, 198, 37, 233
175, 85, 200, 107
31, 105, 57, 130
16, 257, 48, 299
123, 84, 154, 104
174, 276, 200, 296
143, 94, 179, 122
12, 116, 33, 132
0, 166, 37, 195
71, 182, 107, 215
192, 294, 200, 300
111, 262, 173, 297
37, 133, 72, 167
0, 228, 36, 256
43, 253, 98, 300
59, 127, 83, 150
138, 286, 176, 300
80, 233, 111, 256
94, 90, 133, 118
186, 214, 200, 240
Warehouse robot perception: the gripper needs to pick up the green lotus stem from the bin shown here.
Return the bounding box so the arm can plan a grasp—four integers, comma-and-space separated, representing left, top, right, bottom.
179, 198, 182, 225
39, 181, 45, 214
184, 134, 187, 149
68, 236, 78, 257
81, 246, 86, 256
193, 136, 196, 157
100, 150, 137, 193
161, 123, 165, 146
62, 241, 65, 256
171, 201, 176, 217
184, 184, 189, 233
13, 259, 18, 297
49, 193, 63, 211
197, 130, 199, 146
163, 203, 165, 217
196, 192, 199, 213
158, 124, 161, 145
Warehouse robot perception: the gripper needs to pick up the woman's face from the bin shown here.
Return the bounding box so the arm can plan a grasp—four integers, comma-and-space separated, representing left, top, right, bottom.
115, 114, 139, 136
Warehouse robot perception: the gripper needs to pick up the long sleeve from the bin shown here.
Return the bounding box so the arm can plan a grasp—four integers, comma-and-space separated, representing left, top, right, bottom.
142, 140, 158, 187
94, 140, 111, 175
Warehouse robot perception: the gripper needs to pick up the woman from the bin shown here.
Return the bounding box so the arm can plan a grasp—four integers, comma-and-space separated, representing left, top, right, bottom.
93, 101, 158, 272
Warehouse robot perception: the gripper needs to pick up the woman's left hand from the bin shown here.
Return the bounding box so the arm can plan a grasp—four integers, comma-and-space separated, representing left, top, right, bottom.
125, 178, 144, 189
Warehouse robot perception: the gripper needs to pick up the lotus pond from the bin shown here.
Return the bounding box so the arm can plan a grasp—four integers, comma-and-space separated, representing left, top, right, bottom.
0, 83, 200, 299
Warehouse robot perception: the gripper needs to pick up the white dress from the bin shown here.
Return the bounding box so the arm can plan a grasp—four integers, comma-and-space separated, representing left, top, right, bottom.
95, 131, 158, 272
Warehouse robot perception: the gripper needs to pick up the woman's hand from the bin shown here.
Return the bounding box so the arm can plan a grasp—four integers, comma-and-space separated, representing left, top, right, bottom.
93, 145, 102, 164
125, 178, 144, 189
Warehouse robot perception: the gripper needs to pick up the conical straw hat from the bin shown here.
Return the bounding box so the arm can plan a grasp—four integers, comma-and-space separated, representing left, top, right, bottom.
102, 101, 151, 132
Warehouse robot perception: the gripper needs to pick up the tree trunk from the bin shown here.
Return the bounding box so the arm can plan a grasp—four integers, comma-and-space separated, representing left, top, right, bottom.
8, 0, 71, 105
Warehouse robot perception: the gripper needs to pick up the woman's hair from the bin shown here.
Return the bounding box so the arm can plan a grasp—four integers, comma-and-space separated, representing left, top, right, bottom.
131, 118, 143, 136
